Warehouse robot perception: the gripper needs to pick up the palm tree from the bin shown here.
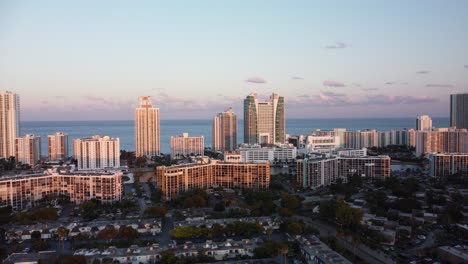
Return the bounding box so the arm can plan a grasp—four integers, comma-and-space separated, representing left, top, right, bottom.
56, 227, 69, 252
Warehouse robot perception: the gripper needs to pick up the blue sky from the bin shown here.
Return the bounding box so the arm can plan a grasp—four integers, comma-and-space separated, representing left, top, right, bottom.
1, 0, 467, 120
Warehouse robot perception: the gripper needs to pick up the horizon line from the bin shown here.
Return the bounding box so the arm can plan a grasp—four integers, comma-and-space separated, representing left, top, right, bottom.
21, 116, 450, 122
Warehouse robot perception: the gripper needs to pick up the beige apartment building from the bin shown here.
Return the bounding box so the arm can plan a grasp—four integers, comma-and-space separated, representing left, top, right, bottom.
212, 107, 237, 152
48, 132, 68, 160
0, 91, 20, 158
170, 133, 204, 158
15, 134, 41, 166
0, 171, 122, 210
135, 96, 160, 158
156, 161, 270, 200
415, 129, 468, 156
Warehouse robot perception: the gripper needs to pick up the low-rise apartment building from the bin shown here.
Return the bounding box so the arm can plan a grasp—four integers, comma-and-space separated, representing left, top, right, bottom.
156, 160, 269, 200
429, 153, 468, 177
0, 171, 122, 210
297, 155, 390, 188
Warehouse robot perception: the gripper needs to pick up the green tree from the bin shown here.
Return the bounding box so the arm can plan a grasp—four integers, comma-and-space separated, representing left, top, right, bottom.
287, 222, 303, 235
97, 226, 119, 242
31, 230, 41, 239
118, 225, 139, 242
56, 227, 69, 252
213, 201, 225, 212
145, 205, 167, 218
335, 199, 363, 230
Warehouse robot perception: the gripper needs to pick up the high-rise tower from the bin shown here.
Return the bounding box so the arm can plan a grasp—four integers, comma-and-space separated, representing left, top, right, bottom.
416, 115, 432, 131
450, 93, 468, 129
48, 132, 69, 160
213, 107, 237, 151
243, 93, 285, 145
135, 96, 160, 157
0, 91, 20, 158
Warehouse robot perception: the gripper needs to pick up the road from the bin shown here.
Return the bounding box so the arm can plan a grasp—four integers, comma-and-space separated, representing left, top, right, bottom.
294, 216, 396, 264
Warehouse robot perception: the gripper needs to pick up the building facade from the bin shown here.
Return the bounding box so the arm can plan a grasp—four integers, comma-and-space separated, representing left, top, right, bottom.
415, 129, 468, 156
212, 107, 237, 152
450, 93, 468, 129
243, 93, 285, 145
343, 129, 378, 149
429, 153, 468, 177
135, 96, 160, 158
73, 135, 120, 170
0, 91, 20, 158
15, 134, 41, 165
416, 115, 433, 131
297, 155, 390, 188
48, 132, 69, 160
170, 133, 204, 158
237, 144, 297, 163
0, 171, 122, 210
156, 161, 270, 200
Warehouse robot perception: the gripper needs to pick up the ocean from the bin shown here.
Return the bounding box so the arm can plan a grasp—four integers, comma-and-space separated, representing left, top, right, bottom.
21, 118, 449, 155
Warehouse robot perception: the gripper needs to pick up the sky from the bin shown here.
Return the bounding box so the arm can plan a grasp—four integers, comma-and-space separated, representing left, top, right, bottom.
0, 0, 467, 121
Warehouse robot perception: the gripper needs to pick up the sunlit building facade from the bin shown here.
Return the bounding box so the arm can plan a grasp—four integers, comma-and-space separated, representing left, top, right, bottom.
0, 171, 122, 210
15, 134, 41, 165
244, 93, 285, 145
0, 91, 20, 158
212, 107, 237, 152
170, 133, 204, 158
135, 96, 160, 158
73, 135, 120, 170
156, 161, 270, 200
416, 115, 433, 131
48, 132, 69, 160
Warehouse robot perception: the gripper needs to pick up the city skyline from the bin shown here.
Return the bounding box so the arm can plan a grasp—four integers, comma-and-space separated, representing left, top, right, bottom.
1, 1, 467, 120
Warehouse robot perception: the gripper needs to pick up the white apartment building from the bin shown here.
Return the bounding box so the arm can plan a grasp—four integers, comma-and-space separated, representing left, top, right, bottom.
170, 133, 204, 158
297, 155, 390, 189
416, 115, 433, 131
0, 91, 20, 158
135, 96, 160, 158
306, 135, 340, 152
15, 134, 41, 165
238, 144, 297, 163
73, 135, 120, 170
48, 132, 69, 160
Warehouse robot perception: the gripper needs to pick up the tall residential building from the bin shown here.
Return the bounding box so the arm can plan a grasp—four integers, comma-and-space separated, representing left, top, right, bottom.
170, 133, 204, 158
135, 96, 160, 158
156, 160, 270, 200
48, 132, 69, 160
243, 93, 285, 145
73, 135, 120, 170
415, 129, 468, 156
450, 93, 468, 129
416, 115, 433, 131
0, 171, 122, 210
343, 129, 378, 149
15, 134, 41, 166
0, 91, 20, 158
212, 107, 237, 152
